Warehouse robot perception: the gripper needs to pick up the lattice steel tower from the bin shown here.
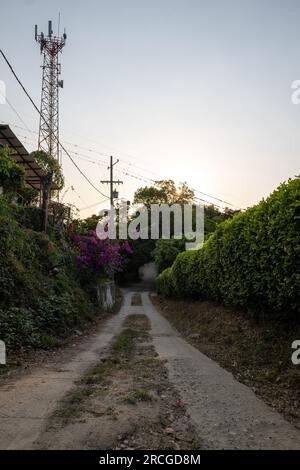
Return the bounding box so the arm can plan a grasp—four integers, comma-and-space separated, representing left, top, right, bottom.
35, 20, 67, 162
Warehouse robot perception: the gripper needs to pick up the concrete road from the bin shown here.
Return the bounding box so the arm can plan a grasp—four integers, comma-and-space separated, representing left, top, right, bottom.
0, 289, 300, 449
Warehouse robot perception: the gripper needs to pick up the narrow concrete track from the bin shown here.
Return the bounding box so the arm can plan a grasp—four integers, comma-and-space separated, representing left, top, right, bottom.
142, 292, 300, 450
0, 289, 300, 449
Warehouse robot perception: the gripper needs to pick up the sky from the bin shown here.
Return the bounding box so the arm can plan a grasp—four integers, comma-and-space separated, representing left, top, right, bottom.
1, 0, 300, 216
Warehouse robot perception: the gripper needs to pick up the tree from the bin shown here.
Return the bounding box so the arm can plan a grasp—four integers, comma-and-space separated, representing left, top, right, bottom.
133, 180, 194, 207
30, 151, 64, 232
0, 145, 25, 194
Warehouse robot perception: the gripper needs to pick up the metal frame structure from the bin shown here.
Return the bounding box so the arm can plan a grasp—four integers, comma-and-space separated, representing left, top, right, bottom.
35, 20, 66, 163
0, 124, 46, 190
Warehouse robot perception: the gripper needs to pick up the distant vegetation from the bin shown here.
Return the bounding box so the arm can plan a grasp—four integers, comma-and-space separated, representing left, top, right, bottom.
119, 179, 238, 281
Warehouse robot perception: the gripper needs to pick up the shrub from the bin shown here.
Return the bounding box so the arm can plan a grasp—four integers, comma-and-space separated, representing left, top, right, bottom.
155, 267, 175, 297
0, 146, 25, 194
153, 238, 185, 273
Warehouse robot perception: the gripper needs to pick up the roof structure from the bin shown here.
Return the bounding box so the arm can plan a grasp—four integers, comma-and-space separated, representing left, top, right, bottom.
0, 124, 50, 190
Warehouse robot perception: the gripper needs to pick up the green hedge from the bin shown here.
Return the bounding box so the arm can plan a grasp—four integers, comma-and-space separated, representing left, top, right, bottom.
156, 177, 300, 317
152, 238, 186, 273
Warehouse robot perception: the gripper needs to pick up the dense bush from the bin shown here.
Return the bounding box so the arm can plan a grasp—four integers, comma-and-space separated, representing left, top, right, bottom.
155, 267, 175, 296
0, 146, 25, 194
156, 177, 300, 317
152, 205, 238, 274
0, 196, 96, 351
152, 238, 185, 273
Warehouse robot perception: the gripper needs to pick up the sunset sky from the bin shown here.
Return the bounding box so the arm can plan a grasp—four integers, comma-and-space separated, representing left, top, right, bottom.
1, 0, 300, 216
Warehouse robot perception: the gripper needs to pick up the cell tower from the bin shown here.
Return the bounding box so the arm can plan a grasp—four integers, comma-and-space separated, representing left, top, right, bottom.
35, 20, 67, 162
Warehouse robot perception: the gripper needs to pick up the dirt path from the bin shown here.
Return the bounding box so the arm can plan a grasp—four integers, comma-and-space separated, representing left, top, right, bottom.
33, 312, 197, 450
0, 289, 300, 449
0, 296, 130, 450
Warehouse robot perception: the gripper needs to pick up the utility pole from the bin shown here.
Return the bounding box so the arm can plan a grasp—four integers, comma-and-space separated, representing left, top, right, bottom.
101, 156, 123, 206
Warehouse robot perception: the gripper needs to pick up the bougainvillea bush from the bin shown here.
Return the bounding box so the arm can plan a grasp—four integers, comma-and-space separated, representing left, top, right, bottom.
70, 227, 133, 282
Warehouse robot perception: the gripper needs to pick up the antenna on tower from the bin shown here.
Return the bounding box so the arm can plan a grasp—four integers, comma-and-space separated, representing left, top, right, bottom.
58, 12, 60, 36
35, 19, 67, 165
48, 20, 52, 37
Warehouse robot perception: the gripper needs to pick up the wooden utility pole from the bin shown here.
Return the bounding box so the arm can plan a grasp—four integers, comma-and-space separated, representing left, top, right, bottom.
101, 156, 123, 206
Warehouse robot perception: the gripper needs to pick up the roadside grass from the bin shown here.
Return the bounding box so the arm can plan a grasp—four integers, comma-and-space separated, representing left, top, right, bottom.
42, 313, 200, 450
52, 386, 94, 424
48, 317, 150, 426
112, 328, 136, 354
80, 357, 120, 385
124, 389, 153, 404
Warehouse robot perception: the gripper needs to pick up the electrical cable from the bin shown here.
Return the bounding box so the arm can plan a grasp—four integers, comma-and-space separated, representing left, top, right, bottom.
0, 49, 110, 200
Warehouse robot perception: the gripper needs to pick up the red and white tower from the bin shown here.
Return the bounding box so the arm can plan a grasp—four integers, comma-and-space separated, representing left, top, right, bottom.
35, 20, 66, 163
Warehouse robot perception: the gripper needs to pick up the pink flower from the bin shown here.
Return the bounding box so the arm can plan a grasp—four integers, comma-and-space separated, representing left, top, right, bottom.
123, 240, 134, 254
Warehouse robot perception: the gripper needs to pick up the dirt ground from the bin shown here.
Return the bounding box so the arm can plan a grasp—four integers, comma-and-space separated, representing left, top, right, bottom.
152, 295, 300, 429
35, 310, 198, 450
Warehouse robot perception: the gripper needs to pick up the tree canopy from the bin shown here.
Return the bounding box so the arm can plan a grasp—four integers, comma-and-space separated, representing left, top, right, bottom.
30, 150, 64, 190
133, 180, 194, 207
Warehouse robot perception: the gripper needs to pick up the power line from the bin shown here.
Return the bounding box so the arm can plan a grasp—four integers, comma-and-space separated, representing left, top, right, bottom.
0, 49, 42, 115
0, 49, 109, 201
1, 90, 239, 209
79, 198, 109, 212
0, 91, 32, 133
5, 121, 238, 209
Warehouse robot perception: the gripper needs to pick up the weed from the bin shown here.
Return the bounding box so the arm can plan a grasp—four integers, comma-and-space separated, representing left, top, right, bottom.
124, 389, 153, 404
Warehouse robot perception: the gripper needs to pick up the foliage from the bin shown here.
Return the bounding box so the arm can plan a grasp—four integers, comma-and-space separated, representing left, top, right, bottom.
0, 145, 25, 194
204, 204, 239, 239
13, 204, 44, 231
30, 150, 65, 232
72, 214, 101, 233
152, 238, 185, 273
154, 267, 175, 297
151, 204, 238, 273
30, 150, 64, 190
156, 177, 300, 318
69, 214, 137, 282
117, 238, 156, 284
125, 180, 194, 277
134, 180, 238, 274
70, 227, 133, 283
16, 186, 39, 206
73, 232, 120, 279
133, 179, 194, 207
0, 196, 96, 351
